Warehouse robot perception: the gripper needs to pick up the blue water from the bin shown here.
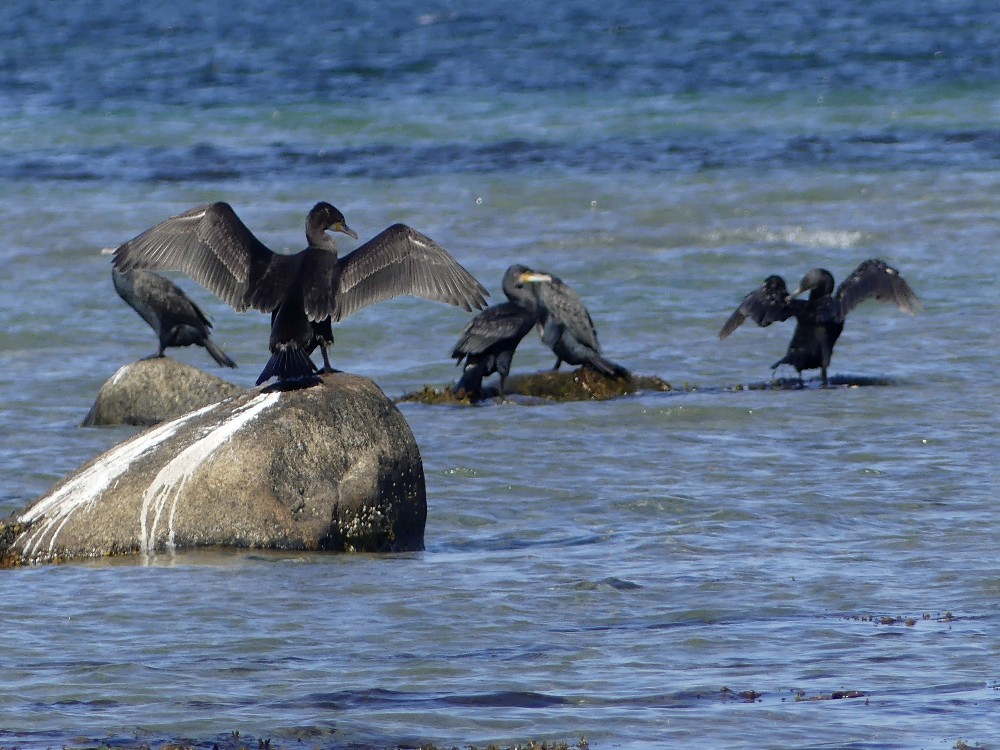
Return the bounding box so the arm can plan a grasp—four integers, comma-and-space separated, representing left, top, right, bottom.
2, 1, 999, 748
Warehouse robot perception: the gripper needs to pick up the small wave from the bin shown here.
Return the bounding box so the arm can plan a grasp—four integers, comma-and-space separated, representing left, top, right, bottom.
293, 687, 566, 710
439, 690, 568, 708
704, 225, 866, 249
4, 126, 998, 183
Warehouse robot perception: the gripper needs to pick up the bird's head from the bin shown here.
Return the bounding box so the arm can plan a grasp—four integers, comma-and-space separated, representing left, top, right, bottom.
762, 275, 789, 295
308, 202, 359, 242
788, 268, 834, 301
501, 264, 551, 309
504, 264, 552, 289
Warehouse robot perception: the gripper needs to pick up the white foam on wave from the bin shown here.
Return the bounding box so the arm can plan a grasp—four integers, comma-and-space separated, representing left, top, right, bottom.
705, 225, 866, 249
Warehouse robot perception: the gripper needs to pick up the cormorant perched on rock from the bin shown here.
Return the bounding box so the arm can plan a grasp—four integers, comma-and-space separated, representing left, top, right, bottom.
111, 201, 489, 385
267, 314, 337, 373
718, 258, 922, 386
110, 267, 237, 368
519, 267, 631, 378
451, 264, 543, 399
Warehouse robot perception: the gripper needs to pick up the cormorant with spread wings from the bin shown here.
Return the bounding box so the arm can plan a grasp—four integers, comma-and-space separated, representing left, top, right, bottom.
718, 258, 922, 386
111, 201, 488, 384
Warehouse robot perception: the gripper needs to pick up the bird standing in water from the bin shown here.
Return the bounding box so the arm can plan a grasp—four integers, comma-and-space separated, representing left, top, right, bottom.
109, 266, 237, 368
718, 258, 922, 386
451, 264, 544, 399
111, 201, 488, 385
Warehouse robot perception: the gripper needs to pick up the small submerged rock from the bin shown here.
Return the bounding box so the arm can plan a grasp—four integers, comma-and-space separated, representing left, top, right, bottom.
5, 373, 426, 566
401, 368, 674, 405
82, 357, 245, 427
402, 370, 897, 405
723, 374, 897, 391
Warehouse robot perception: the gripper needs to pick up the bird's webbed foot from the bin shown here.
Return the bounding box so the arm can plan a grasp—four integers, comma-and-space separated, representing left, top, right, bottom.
318, 346, 340, 374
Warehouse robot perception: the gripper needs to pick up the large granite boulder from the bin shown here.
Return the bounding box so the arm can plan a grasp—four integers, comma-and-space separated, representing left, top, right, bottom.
5, 373, 426, 566
82, 357, 245, 427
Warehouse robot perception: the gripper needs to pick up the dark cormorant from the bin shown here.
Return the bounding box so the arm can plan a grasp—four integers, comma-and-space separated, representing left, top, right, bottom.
451, 264, 543, 399
111, 201, 489, 385
520, 268, 631, 378
110, 267, 237, 368
718, 258, 922, 386
268, 314, 337, 373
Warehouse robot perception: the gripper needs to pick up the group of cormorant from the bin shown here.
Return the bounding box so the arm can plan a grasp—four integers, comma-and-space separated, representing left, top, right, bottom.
106, 201, 922, 395
450, 264, 631, 399
110, 201, 488, 386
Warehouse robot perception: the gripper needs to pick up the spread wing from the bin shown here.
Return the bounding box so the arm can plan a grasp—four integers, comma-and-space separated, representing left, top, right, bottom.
332, 224, 489, 321
718, 275, 798, 339
452, 301, 537, 360
111, 202, 275, 312
835, 258, 923, 318
534, 277, 601, 352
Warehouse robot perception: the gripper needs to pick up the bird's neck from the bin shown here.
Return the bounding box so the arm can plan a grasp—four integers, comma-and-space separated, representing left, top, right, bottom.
306, 231, 338, 254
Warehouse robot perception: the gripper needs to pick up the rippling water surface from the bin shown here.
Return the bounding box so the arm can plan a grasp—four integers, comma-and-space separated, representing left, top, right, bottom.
1, 2, 999, 748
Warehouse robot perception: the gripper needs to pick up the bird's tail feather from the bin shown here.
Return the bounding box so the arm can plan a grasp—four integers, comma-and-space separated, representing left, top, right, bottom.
256, 345, 317, 385
590, 355, 632, 379
202, 338, 238, 369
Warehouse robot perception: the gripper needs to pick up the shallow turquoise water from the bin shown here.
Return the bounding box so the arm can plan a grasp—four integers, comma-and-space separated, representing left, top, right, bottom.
2, 2, 999, 748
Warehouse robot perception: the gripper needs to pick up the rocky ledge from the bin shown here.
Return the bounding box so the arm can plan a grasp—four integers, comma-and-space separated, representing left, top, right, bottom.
3, 373, 426, 567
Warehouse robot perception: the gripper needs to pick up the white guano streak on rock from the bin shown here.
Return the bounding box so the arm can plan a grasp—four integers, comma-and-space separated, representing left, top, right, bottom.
17, 402, 221, 558
109, 363, 132, 386
140, 392, 280, 557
